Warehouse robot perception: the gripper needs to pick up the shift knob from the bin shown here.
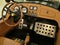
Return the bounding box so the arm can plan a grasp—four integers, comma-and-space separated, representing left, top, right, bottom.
24, 33, 30, 45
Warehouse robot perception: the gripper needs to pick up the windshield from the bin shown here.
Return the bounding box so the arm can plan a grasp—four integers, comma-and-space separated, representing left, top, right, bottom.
13, 0, 60, 9
13, 0, 60, 2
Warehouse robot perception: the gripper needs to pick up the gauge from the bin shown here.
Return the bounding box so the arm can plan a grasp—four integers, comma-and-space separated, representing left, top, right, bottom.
34, 6, 37, 10
6, 4, 11, 8
2, 11, 6, 16
30, 6, 34, 10
4, 8, 8, 11
30, 6, 37, 10
2, 3, 12, 17
0, 15, 2, 19
14, 6, 19, 10
22, 7, 27, 13
14, 6, 19, 12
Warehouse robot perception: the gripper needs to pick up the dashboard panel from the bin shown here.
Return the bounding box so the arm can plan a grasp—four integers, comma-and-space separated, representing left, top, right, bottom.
1, 2, 60, 27
0, 2, 60, 45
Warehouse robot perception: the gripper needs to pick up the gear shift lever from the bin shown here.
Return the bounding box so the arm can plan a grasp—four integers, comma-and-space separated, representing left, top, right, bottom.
24, 33, 30, 45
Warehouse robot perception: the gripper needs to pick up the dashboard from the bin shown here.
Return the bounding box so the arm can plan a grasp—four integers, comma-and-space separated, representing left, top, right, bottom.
0, 1, 60, 45
1, 2, 60, 27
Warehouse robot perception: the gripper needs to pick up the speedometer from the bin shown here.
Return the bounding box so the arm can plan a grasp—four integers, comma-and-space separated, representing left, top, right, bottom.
22, 7, 27, 13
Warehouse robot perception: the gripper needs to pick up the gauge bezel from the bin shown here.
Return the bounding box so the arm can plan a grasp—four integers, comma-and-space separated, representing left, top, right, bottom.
22, 7, 28, 14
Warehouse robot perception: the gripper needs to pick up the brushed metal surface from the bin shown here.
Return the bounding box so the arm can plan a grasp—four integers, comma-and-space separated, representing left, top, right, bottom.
34, 22, 56, 38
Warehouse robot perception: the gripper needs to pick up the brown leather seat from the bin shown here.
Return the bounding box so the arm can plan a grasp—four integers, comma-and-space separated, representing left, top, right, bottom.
0, 37, 22, 45
0, 34, 30, 45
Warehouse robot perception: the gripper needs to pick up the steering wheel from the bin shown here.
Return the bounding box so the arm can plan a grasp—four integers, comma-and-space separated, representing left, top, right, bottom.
2, 3, 23, 26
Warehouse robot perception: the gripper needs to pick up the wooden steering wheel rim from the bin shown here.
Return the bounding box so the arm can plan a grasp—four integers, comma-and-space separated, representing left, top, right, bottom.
2, 3, 23, 27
